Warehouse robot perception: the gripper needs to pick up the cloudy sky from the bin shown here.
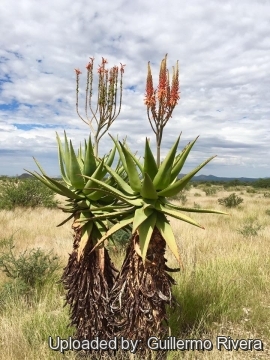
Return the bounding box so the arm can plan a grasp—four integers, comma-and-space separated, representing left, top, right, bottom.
0, 0, 269, 178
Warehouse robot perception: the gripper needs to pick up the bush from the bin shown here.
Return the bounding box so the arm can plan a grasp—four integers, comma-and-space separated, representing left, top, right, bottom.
265, 209, 270, 216
218, 193, 243, 208
0, 236, 61, 295
246, 188, 256, 194
194, 193, 201, 197
193, 202, 201, 209
203, 187, 217, 196
0, 179, 58, 210
111, 228, 131, 252
263, 192, 270, 198
237, 218, 264, 238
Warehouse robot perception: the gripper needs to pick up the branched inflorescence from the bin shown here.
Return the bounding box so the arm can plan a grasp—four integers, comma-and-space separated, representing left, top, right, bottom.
145, 54, 180, 166
75, 57, 125, 156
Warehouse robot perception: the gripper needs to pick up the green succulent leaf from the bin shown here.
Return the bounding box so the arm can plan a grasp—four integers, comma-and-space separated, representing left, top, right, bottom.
64, 131, 71, 180
124, 143, 143, 174
132, 206, 154, 234
157, 203, 204, 229
83, 159, 105, 195
170, 136, 199, 182
90, 214, 134, 252
119, 142, 141, 192
158, 155, 216, 197
68, 140, 85, 189
75, 209, 133, 223
103, 163, 135, 195
165, 201, 229, 215
42, 174, 84, 200
25, 169, 67, 197
82, 177, 143, 207
153, 135, 180, 190
138, 212, 157, 263
140, 172, 158, 200
109, 134, 128, 172
155, 213, 181, 265
56, 132, 71, 186
143, 138, 158, 180
105, 143, 117, 168
83, 135, 97, 177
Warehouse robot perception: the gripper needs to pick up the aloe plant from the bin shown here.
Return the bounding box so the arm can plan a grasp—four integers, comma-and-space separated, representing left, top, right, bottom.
26, 58, 128, 345
84, 134, 227, 348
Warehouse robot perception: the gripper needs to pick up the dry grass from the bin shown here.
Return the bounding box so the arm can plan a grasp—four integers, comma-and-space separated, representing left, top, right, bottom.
0, 185, 269, 359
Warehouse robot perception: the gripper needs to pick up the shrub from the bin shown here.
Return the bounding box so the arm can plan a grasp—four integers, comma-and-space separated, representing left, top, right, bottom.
0, 236, 61, 295
193, 202, 201, 209
203, 187, 217, 196
194, 193, 201, 197
263, 192, 270, 198
246, 188, 256, 194
111, 228, 131, 252
0, 179, 58, 210
218, 193, 243, 208
237, 218, 264, 238
265, 209, 270, 216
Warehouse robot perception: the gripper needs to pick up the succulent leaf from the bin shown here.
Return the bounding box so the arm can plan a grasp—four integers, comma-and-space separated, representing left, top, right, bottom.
64, 131, 71, 180
157, 203, 204, 229
120, 142, 141, 192
138, 212, 157, 263
56, 132, 71, 186
83, 135, 97, 177
143, 138, 158, 180
83, 159, 105, 195
170, 136, 199, 182
69, 140, 85, 189
140, 172, 158, 200
164, 202, 229, 215
132, 206, 153, 234
89, 214, 134, 252
155, 213, 181, 264
153, 135, 180, 190
103, 163, 135, 195
157, 155, 216, 197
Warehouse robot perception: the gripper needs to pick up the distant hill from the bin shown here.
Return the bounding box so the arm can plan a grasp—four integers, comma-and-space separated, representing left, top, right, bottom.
18, 173, 33, 179
178, 174, 269, 182
5, 173, 269, 183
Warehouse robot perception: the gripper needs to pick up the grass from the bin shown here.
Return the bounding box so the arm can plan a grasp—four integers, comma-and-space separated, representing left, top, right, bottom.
0, 186, 269, 359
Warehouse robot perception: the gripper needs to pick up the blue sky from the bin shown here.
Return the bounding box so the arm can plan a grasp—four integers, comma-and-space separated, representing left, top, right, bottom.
0, 0, 269, 178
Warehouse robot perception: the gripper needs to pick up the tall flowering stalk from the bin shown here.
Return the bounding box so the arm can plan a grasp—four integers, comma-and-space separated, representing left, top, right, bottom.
145, 54, 180, 166
75, 57, 125, 156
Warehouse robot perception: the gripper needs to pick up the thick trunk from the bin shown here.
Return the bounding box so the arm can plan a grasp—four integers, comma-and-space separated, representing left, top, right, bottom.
108, 227, 177, 357
61, 221, 117, 348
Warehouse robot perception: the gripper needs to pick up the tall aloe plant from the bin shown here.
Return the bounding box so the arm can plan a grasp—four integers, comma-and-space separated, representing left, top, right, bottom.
85, 135, 227, 348
26, 58, 128, 344
80, 55, 228, 354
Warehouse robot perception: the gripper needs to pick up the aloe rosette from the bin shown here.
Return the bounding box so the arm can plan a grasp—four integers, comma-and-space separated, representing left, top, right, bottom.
85, 134, 228, 264
26, 132, 133, 260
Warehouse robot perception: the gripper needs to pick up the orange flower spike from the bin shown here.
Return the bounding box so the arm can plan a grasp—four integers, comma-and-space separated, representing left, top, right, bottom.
86, 62, 92, 71
144, 61, 155, 107
120, 63, 126, 73
157, 54, 168, 102
74, 68, 82, 75
101, 57, 108, 65
170, 61, 180, 106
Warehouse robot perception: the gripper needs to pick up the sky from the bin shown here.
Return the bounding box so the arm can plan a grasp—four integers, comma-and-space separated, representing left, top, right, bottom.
0, 0, 269, 178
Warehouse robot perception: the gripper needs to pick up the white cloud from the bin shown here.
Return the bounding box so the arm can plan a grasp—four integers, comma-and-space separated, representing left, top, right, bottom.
0, 0, 269, 178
